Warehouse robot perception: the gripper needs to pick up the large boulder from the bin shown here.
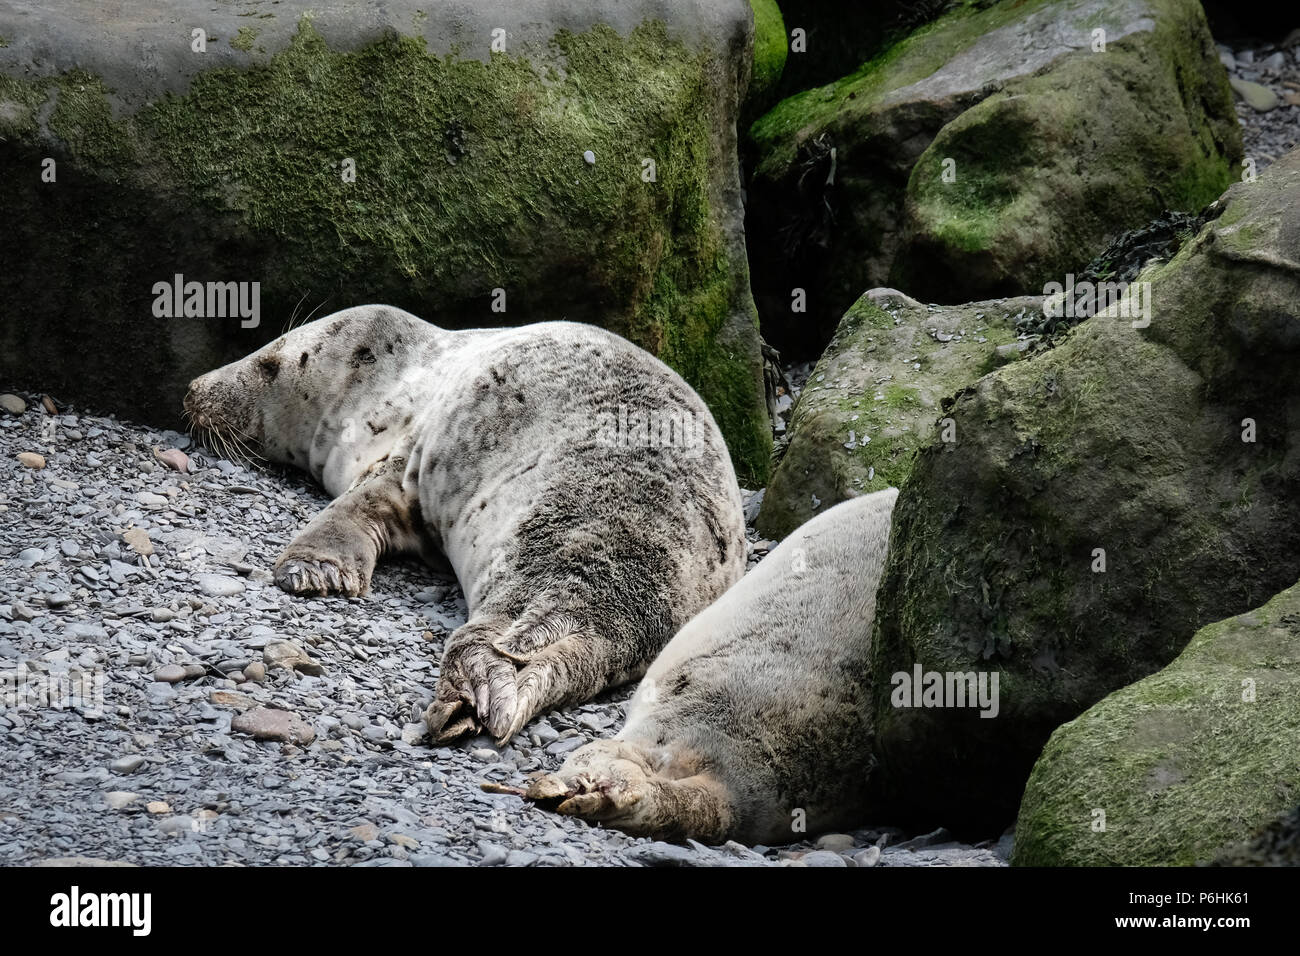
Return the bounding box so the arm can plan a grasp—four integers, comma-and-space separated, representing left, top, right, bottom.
869, 146, 1300, 834
756, 288, 1039, 539
1012, 579, 1300, 866
760, 1, 954, 103
0, 0, 772, 482
746, 0, 1240, 356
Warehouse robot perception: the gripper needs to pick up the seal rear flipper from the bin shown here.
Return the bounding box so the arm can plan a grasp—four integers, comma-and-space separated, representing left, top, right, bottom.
511, 740, 735, 843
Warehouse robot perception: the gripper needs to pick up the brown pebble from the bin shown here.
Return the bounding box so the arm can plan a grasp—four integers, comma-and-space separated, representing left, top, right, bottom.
349, 823, 379, 842
121, 527, 154, 556
17, 452, 45, 469
231, 707, 316, 745
153, 447, 190, 474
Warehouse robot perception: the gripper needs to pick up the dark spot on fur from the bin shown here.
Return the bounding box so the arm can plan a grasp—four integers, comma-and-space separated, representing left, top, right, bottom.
299, 352, 309, 368
350, 346, 376, 368
672, 674, 690, 694
258, 356, 280, 381
313, 343, 323, 354
285, 449, 296, 462
301, 391, 309, 400
515, 392, 525, 403
367, 421, 387, 435
478, 500, 487, 510
403, 415, 413, 426
385, 341, 394, 354
492, 368, 505, 385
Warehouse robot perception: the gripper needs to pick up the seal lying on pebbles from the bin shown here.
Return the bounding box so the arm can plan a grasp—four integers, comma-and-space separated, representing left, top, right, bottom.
488, 489, 897, 844
184, 305, 747, 743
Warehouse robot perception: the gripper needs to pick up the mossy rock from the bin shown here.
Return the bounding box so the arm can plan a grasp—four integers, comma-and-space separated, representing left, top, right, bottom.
762, 1, 956, 102
746, 0, 1240, 357
757, 288, 1036, 539
1013, 579, 1300, 866
0, 0, 771, 482
869, 145, 1300, 834
746, 0, 787, 111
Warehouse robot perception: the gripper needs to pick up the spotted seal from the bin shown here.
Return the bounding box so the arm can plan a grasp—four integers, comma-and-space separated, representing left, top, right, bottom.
183, 305, 747, 744
491, 490, 897, 843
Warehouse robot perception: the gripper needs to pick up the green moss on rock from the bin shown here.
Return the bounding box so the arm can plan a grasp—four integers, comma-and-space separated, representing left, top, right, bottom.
895, 0, 1240, 299
746, 0, 1242, 355
756, 289, 1030, 539
0, 13, 770, 481
747, 0, 786, 102
1013, 579, 1300, 866
868, 146, 1300, 834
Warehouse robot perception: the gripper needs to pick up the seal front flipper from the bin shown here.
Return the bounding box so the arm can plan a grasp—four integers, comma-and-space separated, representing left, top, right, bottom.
273, 456, 419, 598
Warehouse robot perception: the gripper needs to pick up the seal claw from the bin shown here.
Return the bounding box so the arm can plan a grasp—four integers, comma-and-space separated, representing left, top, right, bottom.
273, 555, 364, 598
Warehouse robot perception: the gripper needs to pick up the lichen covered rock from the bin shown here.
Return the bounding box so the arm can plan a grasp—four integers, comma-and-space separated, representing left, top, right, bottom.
747, 0, 1240, 355
757, 288, 1037, 539
869, 145, 1300, 833
1013, 580, 1300, 866
0, 0, 771, 481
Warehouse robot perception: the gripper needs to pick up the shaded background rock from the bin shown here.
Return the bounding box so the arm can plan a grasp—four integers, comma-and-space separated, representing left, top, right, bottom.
745, 0, 1240, 358
0, 0, 772, 482
1013, 579, 1300, 866
757, 288, 1037, 538
869, 145, 1300, 835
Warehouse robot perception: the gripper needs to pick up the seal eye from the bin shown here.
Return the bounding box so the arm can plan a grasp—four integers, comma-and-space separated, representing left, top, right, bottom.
258, 356, 281, 381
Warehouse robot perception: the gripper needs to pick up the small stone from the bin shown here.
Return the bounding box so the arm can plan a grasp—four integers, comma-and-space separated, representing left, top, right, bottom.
815, 832, 855, 852
197, 574, 245, 598
209, 689, 256, 710
158, 816, 195, 836
242, 661, 266, 682
17, 452, 45, 469
390, 834, 419, 849
109, 756, 145, 775
153, 447, 190, 473
135, 491, 169, 508
477, 842, 508, 866
1229, 77, 1280, 112
800, 850, 848, 867
153, 664, 188, 684
146, 801, 172, 814
104, 791, 138, 809
895, 827, 952, 850
852, 846, 882, 867
263, 639, 324, 675
583, 149, 596, 165
231, 706, 316, 744
47, 593, 73, 608
350, 823, 379, 842
401, 721, 427, 745
122, 528, 154, 556
0, 394, 26, 415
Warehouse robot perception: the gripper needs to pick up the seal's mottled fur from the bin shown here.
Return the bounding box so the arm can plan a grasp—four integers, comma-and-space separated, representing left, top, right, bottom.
505, 490, 896, 844
185, 305, 746, 744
